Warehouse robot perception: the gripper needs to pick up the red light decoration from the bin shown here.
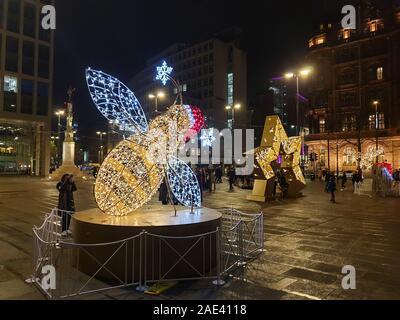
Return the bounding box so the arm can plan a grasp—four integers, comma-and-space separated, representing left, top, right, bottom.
184, 106, 205, 142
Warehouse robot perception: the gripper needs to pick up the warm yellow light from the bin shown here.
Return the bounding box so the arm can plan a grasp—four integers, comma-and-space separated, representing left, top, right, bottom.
148, 94, 156, 99
373, 100, 379, 106
285, 73, 294, 79
234, 104, 241, 110
225, 105, 232, 110
300, 69, 311, 77
157, 91, 165, 98
55, 110, 65, 116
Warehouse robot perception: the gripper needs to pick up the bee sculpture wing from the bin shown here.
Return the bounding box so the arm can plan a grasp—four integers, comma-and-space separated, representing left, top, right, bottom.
86, 68, 148, 133
167, 156, 202, 208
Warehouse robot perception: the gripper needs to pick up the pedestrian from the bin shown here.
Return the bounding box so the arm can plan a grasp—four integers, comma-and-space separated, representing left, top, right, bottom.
326, 176, 337, 203
57, 174, 77, 237
208, 168, 216, 192
215, 166, 222, 183
195, 168, 204, 202
159, 180, 169, 205
341, 172, 347, 190
228, 167, 235, 191
278, 173, 289, 199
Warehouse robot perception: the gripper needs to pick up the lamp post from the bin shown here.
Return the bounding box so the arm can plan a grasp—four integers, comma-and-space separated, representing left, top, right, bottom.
373, 100, 380, 163
285, 68, 312, 136
148, 91, 166, 114
225, 104, 241, 165
225, 103, 241, 130
97, 131, 107, 163
55, 110, 65, 166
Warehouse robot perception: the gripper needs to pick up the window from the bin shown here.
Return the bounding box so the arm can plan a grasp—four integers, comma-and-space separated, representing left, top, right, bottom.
37, 82, 49, 116
319, 119, 326, 133
21, 80, 34, 114
227, 73, 234, 105
377, 67, 383, 81
38, 45, 50, 78
342, 115, 357, 132
370, 21, 377, 32
343, 147, 356, 165
369, 114, 385, 130
7, 0, 20, 33
5, 37, 19, 72
339, 69, 357, 85
4, 76, 18, 112
24, 3, 36, 38
22, 41, 35, 75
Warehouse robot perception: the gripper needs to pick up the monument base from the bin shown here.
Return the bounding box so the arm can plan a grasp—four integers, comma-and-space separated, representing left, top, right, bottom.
71, 206, 222, 284
50, 165, 85, 181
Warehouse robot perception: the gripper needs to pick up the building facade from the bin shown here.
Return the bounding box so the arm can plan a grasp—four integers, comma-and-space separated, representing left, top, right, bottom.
129, 36, 247, 131
0, 0, 54, 175
304, 1, 400, 173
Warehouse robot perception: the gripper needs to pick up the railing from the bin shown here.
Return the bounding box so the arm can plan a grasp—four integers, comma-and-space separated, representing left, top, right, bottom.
28, 208, 264, 299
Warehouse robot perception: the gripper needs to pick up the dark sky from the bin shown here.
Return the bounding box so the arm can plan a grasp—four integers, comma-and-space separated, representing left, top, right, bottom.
53, 0, 350, 147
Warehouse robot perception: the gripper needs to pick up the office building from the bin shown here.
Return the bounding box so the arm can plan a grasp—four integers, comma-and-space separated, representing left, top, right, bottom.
0, 0, 54, 175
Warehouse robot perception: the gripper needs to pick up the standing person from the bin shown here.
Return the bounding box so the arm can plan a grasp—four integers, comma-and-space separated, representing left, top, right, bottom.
208, 168, 216, 192
57, 174, 77, 237
195, 168, 204, 202
327, 176, 337, 203
341, 172, 347, 191
228, 167, 235, 191
159, 180, 169, 205
278, 173, 289, 199
215, 166, 222, 183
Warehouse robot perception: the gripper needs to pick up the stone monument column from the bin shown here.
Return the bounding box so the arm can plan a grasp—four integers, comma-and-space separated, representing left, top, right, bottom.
50, 87, 84, 180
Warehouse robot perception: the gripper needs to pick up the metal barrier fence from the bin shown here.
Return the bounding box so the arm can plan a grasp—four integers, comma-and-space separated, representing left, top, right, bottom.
28, 208, 264, 299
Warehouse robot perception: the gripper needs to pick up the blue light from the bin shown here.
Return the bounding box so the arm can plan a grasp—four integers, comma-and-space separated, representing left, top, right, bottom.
200, 128, 216, 147
167, 157, 201, 208
86, 68, 148, 133
156, 61, 173, 86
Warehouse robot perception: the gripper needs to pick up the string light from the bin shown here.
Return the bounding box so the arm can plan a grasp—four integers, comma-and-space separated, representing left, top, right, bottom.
86, 68, 148, 133
87, 69, 203, 216
167, 156, 201, 208
255, 116, 306, 189
200, 128, 216, 147
156, 61, 173, 86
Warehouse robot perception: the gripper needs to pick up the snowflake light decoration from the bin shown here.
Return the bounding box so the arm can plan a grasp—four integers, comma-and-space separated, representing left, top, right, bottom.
156, 61, 173, 86
200, 128, 216, 147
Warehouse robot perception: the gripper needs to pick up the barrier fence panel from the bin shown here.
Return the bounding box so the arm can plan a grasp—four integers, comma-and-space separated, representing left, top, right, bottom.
29, 208, 264, 299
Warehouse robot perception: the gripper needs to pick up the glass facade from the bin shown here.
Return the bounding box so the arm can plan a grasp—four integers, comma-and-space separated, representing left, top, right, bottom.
0, 122, 35, 174
0, 0, 54, 176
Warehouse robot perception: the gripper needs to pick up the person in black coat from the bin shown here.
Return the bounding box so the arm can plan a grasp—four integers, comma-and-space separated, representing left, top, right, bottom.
159, 180, 169, 205
57, 174, 77, 236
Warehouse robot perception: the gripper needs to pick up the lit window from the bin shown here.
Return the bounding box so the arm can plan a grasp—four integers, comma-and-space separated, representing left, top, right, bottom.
377, 67, 383, 80
370, 21, 377, 32
227, 73, 234, 106
319, 119, 326, 133
343, 29, 351, 40
369, 113, 385, 129
316, 36, 325, 45
4, 75, 18, 93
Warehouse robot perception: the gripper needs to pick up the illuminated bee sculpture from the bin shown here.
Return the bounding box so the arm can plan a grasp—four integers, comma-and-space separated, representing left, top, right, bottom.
86, 66, 204, 216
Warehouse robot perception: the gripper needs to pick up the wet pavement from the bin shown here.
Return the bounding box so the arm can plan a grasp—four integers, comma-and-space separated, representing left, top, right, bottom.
0, 176, 400, 300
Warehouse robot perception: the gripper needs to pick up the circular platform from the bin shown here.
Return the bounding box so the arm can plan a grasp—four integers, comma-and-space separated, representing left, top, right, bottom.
71, 206, 222, 284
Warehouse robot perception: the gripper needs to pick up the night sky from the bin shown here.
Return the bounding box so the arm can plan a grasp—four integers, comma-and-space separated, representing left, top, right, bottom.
52, 0, 370, 149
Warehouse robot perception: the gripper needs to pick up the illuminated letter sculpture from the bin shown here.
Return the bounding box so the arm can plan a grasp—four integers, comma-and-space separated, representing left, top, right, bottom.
247, 116, 306, 202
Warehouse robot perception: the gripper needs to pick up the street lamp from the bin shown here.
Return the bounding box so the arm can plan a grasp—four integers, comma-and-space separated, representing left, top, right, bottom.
284, 68, 312, 136
373, 100, 380, 163
148, 91, 166, 113
225, 104, 241, 129
54, 110, 65, 166
97, 131, 107, 163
